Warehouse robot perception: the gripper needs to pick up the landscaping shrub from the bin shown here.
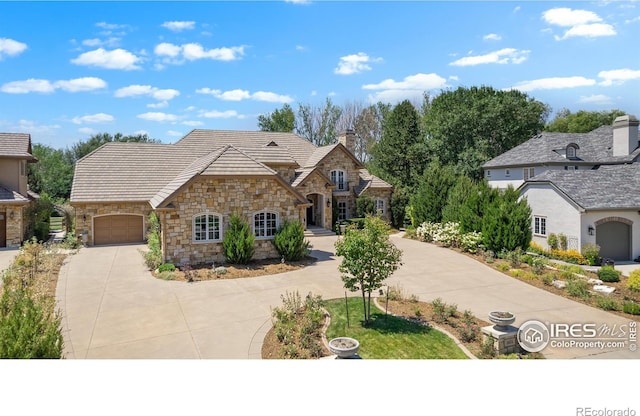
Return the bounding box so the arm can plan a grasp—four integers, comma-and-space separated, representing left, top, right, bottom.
158, 263, 176, 273
541, 273, 555, 286
595, 295, 619, 311
581, 243, 601, 266
223, 213, 255, 265
531, 257, 547, 275
597, 266, 621, 283
549, 249, 588, 265
627, 269, 640, 292
623, 302, 640, 315
460, 231, 483, 253
273, 219, 310, 262
270, 291, 325, 358
506, 248, 523, 268
346, 218, 366, 229
547, 233, 558, 250
528, 241, 545, 255
558, 233, 568, 251
496, 262, 510, 272
566, 279, 590, 299
458, 321, 479, 343
355, 195, 375, 217
142, 212, 162, 270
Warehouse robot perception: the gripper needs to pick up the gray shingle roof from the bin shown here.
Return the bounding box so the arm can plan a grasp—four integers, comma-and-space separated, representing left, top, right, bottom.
524, 164, 640, 210
483, 126, 640, 168
0, 186, 30, 203
0, 133, 35, 159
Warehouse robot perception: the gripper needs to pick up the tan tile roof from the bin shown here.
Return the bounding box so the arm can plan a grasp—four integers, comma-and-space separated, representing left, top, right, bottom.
0, 133, 35, 159
291, 167, 333, 188
355, 169, 393, 196
303, 143, 364, 169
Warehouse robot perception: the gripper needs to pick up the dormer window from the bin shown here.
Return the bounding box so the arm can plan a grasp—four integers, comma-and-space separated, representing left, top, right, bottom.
330, 170, 347, 191
566, 143, 579, 159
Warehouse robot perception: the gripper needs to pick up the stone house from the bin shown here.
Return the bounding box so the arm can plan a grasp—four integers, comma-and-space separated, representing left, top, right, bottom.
483, 115, 640, 261
70, 130, 392, 264
0, 133, 38, 248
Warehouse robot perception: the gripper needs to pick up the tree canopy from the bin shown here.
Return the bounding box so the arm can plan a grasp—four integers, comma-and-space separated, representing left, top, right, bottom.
545, 109, 626, 133
257, 104, 296, 132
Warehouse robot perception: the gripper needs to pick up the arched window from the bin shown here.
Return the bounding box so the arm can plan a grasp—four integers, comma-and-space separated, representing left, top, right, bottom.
330, 170, 347, 191
566, 143, 579, 159
254, 211, 278, 238
193, 213, 222, 242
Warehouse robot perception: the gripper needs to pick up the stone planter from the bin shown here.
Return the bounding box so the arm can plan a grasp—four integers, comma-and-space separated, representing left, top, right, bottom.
339, 224, 346, 234
328, 337, 359, 358
488, 311, 515, 329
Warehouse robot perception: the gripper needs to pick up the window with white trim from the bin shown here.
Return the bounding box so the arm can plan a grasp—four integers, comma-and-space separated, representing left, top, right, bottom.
375, 199, 385, 215
337, 201, 347, 221
330, 170, 347, 191
193, 213, 222, 242
254, 211, 278, 238
523, 167, 535, 181
534, 216, 547, 236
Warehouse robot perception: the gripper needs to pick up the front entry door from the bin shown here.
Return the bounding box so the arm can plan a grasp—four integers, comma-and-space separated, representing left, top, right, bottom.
0, 212, 6, 248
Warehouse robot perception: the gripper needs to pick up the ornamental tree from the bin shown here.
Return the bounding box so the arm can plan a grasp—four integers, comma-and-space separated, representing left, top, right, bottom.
334, 216, 402, 325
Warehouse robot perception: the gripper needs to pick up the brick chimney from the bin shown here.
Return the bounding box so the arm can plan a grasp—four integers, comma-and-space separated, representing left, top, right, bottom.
338, 129, 356, 156
612, 115, 639, 156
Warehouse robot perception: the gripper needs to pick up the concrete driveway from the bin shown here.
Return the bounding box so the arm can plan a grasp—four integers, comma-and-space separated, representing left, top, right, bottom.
56, 235, 639, 359
0, 248, 18, 276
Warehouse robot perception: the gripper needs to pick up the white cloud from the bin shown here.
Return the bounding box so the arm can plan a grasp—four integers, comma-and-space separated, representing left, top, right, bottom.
196, 88, 293, 103
1, 79, 55, 94
296, 45, 307, 51
449, 75, 459, 81
54, 77, 107, 92
449, 48, 529, 66
71, 113, 114, 124
162, 21, 196, 32
483, 33, 502, 41
626, 16, 640, 24
182, 120, 204, 126
147, 101, 169, 109
154, 42, 245, 64
579, 94, 612, 105
285, 0, 311, 4
82, 37, 121, 48
510, 76, 596, 92
0, 38, 27, 58
542, 8, 616, 40
334, 52, 381, 75
71, 48, 142, 70
78, 127, 97, 135
137, 112, 179, 122
96, 22, 127, 30
199, 110, 241, 119
10, 119, 61, 135
363, 73, 448, 103
115, 84, 180, 101
598, 68, 640, 86
166, 130, 184, 137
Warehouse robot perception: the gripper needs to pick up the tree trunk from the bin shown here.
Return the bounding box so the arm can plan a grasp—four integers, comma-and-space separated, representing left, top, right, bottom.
361, 287, 368, 324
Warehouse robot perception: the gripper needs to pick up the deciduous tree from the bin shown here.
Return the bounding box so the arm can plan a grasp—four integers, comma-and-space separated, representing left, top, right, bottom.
257, 103, 296, 132
545, 109, 626, 133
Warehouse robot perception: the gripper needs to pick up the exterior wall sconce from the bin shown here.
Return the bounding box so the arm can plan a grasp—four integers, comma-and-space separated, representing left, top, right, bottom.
9, 211, 14, 220
588, 226, 594, 236
83, 214, 87, 221
326, 199, 331, 208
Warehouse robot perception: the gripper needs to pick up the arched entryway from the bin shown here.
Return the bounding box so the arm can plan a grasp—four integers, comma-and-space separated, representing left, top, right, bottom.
305, 193, 324, 228
595, 217, 632, 261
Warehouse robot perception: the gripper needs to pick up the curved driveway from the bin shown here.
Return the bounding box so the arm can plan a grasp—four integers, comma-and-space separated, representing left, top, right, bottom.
56, 234, 638, 359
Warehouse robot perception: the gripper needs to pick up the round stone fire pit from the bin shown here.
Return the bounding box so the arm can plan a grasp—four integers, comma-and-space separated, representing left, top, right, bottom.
328, 337, 360, 358
488, 311, 515, 329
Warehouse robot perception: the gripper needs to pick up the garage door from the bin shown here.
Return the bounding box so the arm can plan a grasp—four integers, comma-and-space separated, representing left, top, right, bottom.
94, 215, 144, 245
596, 221, 631, 261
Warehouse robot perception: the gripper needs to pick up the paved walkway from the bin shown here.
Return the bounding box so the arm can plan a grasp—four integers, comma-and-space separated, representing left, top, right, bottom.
0, 248, 18, 276
56, 235, 639, 359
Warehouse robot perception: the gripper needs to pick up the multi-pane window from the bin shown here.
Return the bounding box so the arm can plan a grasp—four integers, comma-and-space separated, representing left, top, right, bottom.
254, 211, 278, 238
375, 199, 385, 215
534, 216, 547, 236
337, 201, 347, 221
523, 167, 535, 181
193, 214, 221, 242
330, 170, 347, 191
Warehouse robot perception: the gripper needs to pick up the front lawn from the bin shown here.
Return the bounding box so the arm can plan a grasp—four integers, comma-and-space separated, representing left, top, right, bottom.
324, 297, 469, 359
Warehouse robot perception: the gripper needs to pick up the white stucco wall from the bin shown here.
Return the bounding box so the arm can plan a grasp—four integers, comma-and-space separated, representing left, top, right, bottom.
582, 210, 640, 260
487, 165, 597, 189
519, 184, 582, 250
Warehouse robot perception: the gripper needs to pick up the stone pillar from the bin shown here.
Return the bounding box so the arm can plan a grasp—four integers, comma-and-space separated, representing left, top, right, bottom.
481, 325, 520, 356
337, 129, 356, 156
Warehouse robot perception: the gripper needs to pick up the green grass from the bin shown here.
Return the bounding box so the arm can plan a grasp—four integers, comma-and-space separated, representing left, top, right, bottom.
324, 297, 468, 359
49, 217, 63, 231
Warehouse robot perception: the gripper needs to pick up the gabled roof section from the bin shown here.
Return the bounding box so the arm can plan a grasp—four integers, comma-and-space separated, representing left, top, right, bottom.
303, 143, 364, 169
483, 126, 640, 168
523, 164, 640, 210
175, 129, 316, 166
291, 167, 333, 188
0, 186, 30, 204
0, 133, 36, 160
238, 146, 298, 166
355, 169, 393, 196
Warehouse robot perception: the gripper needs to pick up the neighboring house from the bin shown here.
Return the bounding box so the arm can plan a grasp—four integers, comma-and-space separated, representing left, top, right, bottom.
70, 130, 392, 265
483, 115, 640, 261
0, 133, 38, 248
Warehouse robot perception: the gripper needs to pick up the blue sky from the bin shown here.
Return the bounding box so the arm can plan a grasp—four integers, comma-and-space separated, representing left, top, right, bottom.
0, 0, 638, 149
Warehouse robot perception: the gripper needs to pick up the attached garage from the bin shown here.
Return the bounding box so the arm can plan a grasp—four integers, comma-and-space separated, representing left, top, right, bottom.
94, 215, 144, 245
596, 220, 631, 261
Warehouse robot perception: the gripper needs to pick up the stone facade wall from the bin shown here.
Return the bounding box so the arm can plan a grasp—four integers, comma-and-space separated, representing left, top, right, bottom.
361, 188, 392, 222
73, 202, 152, 245
317, 150, 360, 192
295, 172, 333, 230
0, 204, 27, 247
161, 176, 304, 265
272, 166, 297, 184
